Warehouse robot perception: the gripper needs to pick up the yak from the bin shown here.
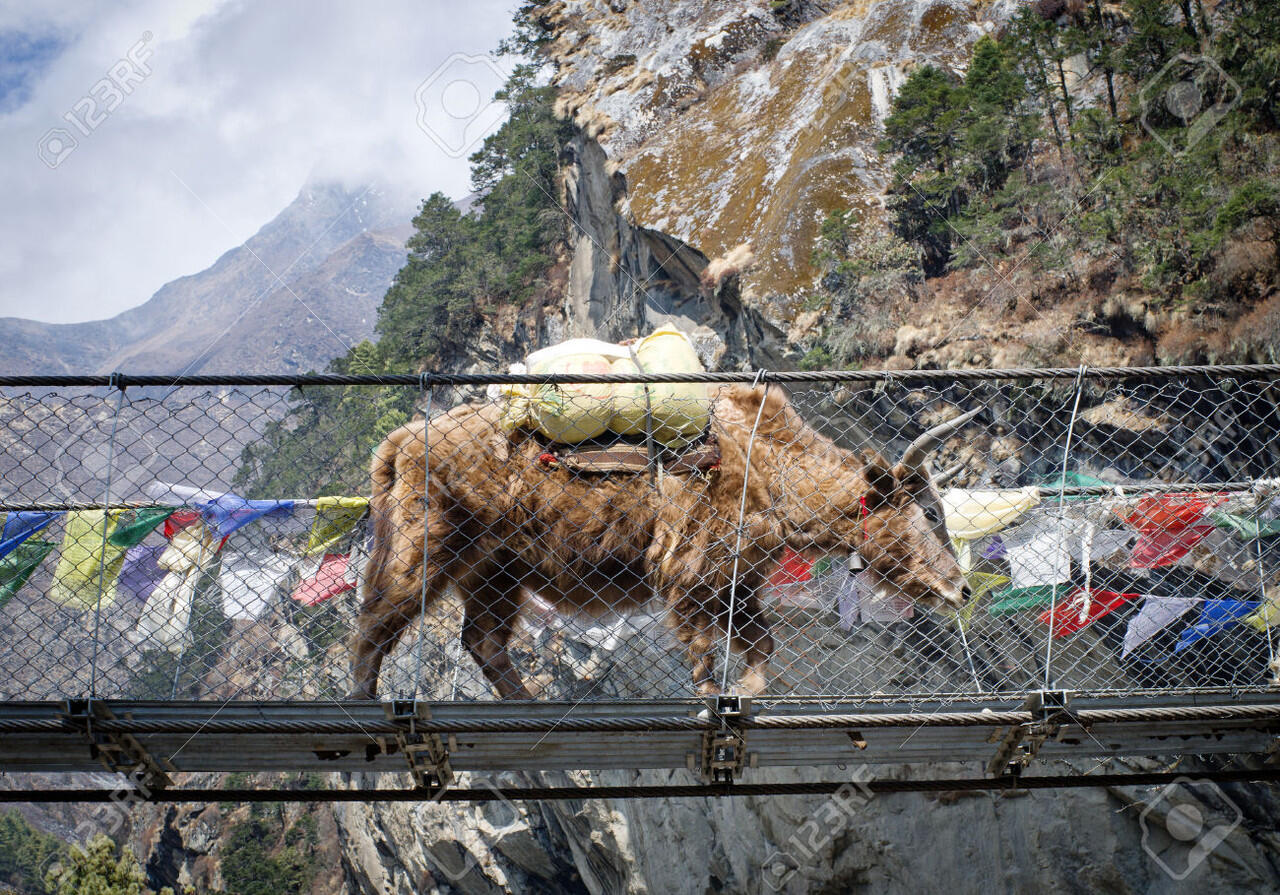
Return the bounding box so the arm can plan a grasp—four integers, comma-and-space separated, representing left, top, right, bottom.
349, 385, 977, 700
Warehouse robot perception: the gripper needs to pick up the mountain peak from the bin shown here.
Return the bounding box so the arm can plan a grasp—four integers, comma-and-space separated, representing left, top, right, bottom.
0, 182, 414, 375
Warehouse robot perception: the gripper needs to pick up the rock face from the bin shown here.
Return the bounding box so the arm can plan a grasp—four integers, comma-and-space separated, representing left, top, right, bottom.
438, 130, 783, 376
118, 763, 1280, 894
0, 182, 412, 375
543, 0, 1018, 326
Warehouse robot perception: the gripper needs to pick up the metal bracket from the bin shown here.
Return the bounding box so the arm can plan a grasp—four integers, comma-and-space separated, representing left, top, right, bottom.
387, 700, 452, 792
987, 691, 1073, 777
66, 700, 174, 793
699, 695, 752, 784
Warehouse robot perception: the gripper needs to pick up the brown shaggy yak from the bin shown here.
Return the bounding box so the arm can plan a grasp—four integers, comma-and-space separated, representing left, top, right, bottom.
349, 385, 976, 699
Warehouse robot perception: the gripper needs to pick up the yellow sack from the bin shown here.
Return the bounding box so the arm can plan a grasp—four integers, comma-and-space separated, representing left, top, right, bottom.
526, 339, 626, 443
611, 325, 710, 448
493, 373, 534, 433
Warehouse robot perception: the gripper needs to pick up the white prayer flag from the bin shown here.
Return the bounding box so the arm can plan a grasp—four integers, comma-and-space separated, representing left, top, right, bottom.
1122, 596, 1200, 657
219, 551, 299, 620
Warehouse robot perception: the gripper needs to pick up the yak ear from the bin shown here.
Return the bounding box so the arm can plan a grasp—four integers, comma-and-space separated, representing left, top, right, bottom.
862, 451, 898, 511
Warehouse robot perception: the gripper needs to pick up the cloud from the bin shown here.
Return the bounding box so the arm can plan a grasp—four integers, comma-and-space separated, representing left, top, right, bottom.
0, 0, 517, 323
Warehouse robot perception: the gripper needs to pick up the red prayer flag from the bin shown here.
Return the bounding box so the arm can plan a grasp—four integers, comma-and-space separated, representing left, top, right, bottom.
768, 547, 813, 587
1039, 587, 1139, 637
291, 553, 355, 606
163, 510, 200, 539
1116, 493, 1226, 569
163, 509, 228, 551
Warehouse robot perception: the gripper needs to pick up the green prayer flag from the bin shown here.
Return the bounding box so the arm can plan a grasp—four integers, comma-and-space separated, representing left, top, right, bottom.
954, 572, 1009, 629
108, 507, 176, 548
988, 583, 1074, 616
50, 510, 128, 610
1211, 511, 1280, 541
0, 539, 54, 609
1039, 471, 1111, 502
305, 496, 369, 556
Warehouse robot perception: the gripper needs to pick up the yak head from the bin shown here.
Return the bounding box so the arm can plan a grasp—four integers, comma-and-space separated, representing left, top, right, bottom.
852, 411, 981, 610
754, 393, 978, 612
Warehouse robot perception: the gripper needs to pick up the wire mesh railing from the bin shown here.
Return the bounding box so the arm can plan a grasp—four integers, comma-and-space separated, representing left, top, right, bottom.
1, 365, 1278, 706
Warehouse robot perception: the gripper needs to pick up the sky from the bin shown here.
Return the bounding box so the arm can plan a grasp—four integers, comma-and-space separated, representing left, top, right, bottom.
0, 0, 516, 323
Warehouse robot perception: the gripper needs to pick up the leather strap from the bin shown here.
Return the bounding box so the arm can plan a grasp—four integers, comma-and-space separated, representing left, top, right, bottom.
541, 436, 720, 475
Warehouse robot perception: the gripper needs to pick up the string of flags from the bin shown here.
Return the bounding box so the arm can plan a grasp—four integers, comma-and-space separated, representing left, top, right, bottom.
766, 476, 1280, 662
2, 473, 1278, 669
0, 484, 371, 655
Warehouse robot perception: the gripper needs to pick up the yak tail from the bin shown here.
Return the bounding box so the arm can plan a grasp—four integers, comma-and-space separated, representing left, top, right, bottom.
363, 430, 403, 607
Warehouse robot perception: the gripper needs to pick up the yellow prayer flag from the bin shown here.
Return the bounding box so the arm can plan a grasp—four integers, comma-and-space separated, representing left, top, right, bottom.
943, 487, 1041, 541
50, 510, 128, 610
306, 497, 369, 556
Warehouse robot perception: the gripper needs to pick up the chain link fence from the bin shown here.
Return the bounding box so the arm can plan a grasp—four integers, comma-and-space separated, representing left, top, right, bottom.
1, 367, 1278, 706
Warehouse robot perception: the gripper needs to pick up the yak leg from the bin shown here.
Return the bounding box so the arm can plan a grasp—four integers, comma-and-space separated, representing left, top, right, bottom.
349, 550, 447, 700
727, 589, 774, 696
669, 590, 721, 696
461, 570, 533, 700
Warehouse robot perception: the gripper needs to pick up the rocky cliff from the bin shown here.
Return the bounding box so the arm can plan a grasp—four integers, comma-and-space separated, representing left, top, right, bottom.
115, 760, 1280, 894
540, 0, 1022, 357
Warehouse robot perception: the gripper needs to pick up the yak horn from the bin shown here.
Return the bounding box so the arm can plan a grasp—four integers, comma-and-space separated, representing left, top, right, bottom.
900, 406, 983, 471
932, 462, 965, 488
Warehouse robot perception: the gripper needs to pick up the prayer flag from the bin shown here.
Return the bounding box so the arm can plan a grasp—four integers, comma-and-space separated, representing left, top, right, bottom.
1039, 587, 1139, 637
1004, 515, 1075, 589
197, 493, 295, 539
119, 543, 167, 603
291, 553, 356, 606
1118, 494, 1227, 569
220, 550, 299, 620
1175, 598, 1260, 651
0, 539, 54, 609
132, 521, 221, 653
49, 510, 127, 610
942, 487, 1040, 540
0, 511, 60, 559
305, 496, 369, 556
108, 508, 176, 548
1123, 596, 1199, 657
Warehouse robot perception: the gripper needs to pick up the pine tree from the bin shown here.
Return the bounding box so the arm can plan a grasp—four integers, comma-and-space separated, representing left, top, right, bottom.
882, 65, 968, 273
44, 836, 175, 895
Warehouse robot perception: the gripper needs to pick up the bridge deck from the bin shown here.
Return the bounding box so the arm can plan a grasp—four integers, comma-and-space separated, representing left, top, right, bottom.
1, 694, 1276, 778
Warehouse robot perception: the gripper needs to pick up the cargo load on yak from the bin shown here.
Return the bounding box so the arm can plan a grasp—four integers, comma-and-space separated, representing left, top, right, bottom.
494, 325, 711, 451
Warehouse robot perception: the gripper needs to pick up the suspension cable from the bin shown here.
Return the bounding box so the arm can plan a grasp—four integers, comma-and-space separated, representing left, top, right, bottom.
722, 373, 769, 693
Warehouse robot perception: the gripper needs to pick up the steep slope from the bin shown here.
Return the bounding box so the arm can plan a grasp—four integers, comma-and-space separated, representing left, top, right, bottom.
544, 0, 1016, 320
0, 182, 413, 375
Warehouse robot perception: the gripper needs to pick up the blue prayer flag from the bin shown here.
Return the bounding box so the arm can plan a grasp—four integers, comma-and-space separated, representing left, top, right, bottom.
1174, 598, 1260, 651
0, 511, 61, 559
196, 494, 295, 538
